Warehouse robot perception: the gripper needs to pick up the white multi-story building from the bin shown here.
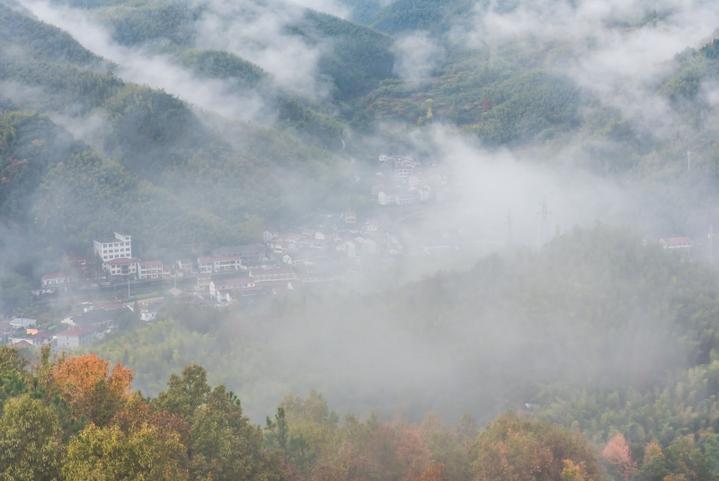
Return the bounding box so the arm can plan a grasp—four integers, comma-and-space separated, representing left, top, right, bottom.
93, 233, 132, 262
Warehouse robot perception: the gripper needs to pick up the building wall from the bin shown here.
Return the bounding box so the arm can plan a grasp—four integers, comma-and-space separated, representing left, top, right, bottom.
137, 263, 163, 280
42, 277, 67, 288
55, 335, 79, 350
94, 233, 132, 263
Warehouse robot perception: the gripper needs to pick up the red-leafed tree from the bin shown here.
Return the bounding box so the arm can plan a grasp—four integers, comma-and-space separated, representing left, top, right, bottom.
602, 433, 634, 481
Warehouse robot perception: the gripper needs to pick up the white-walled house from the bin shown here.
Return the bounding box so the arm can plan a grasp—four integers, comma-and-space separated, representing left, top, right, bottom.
41, 272, 69, 289
10, 317, 37, 329
54, 325, 104, 350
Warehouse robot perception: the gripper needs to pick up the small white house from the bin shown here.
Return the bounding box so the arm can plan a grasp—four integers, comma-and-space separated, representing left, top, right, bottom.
10, 318, 37, 329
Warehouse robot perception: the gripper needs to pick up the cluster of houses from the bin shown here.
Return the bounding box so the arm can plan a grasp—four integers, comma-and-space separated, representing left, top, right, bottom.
35, 234, 169, 296
34, 152, 446, 297
659, 236, 693, 251
0, 300, 132, 351
36, 206, 415, 302
194, 217, 410, 305
0, 317, 51, 349
373, 155, 441, 207
94, 233, 170, 280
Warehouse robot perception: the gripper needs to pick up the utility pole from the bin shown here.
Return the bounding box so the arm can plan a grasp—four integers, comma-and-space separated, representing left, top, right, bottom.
506, 210, 513, 246
538, 199, 549, 247
709, 225, 715, 263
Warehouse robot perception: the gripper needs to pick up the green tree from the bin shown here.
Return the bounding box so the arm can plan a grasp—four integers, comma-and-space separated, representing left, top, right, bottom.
0, 347, 27, 406
190, 386, 282, 481
0, 394, 64, 481
637, 441, 669, 481
156, 364, 210, 420
62, 423, 188, 481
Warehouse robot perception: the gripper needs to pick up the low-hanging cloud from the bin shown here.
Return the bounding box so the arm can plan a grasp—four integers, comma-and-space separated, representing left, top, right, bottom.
191, 0, 333, 99
19, 0, 270, 123
454, 0, 719, 136
288, 0, 349, 18
392, 32, 445, 86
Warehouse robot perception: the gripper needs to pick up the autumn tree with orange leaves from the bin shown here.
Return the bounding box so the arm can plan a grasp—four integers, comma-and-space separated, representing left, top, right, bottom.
51, 354, 133, 425
472, 414, 603, 481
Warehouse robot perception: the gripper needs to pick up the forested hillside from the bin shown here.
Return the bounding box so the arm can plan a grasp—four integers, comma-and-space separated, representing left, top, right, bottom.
0, 0, 362, 254
3, 0, 719, 267
369, 0, 475, 33
3, 347, 716, 481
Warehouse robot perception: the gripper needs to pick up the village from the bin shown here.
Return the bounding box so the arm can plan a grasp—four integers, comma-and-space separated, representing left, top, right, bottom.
0, 154, 458, 351
0, 154, 699, 352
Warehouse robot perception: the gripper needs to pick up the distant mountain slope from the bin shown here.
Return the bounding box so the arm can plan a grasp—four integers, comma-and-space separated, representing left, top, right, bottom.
352, 40, 585, 146
338, 0, 386, 25
57, 0, 361, 145
297, 9, 395, 100
81, 0, 395, 102
0, 2, 357, 255
0, 2, 104, 66
369, 0, 475, 34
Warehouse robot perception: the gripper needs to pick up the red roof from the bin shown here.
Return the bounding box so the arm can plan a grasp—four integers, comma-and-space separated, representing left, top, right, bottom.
138, 260, 163, 267
94, 301, 124, 311
41, 272, 67, 281
661, 237, 692, 248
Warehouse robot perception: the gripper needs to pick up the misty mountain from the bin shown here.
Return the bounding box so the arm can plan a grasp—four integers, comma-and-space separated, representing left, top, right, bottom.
0, 0, 370, 256
6, 3, 719, 480
61, 0, 396, 101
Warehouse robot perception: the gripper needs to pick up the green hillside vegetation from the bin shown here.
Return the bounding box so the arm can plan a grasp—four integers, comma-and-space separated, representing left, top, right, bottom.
0, 2, 104, 66
296, 9, 395, 100
4, 0, 719, 271
0, 104, 354, 254
369, 0, 475, 33
177, 49, 266, 88
1, 346, 715, 481
0, 111, 240, 251
662, 39, 719, 102
0, 347, 634, 481
0, 3, 358, 252
87, 0, 396, 101
97, 0, 199, 46
339, 0, 386, 25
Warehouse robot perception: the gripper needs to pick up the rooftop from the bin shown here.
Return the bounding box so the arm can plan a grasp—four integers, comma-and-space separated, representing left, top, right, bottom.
105, 257, 138, 266
56, 325, 102, 338
41, 272, 67, 280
